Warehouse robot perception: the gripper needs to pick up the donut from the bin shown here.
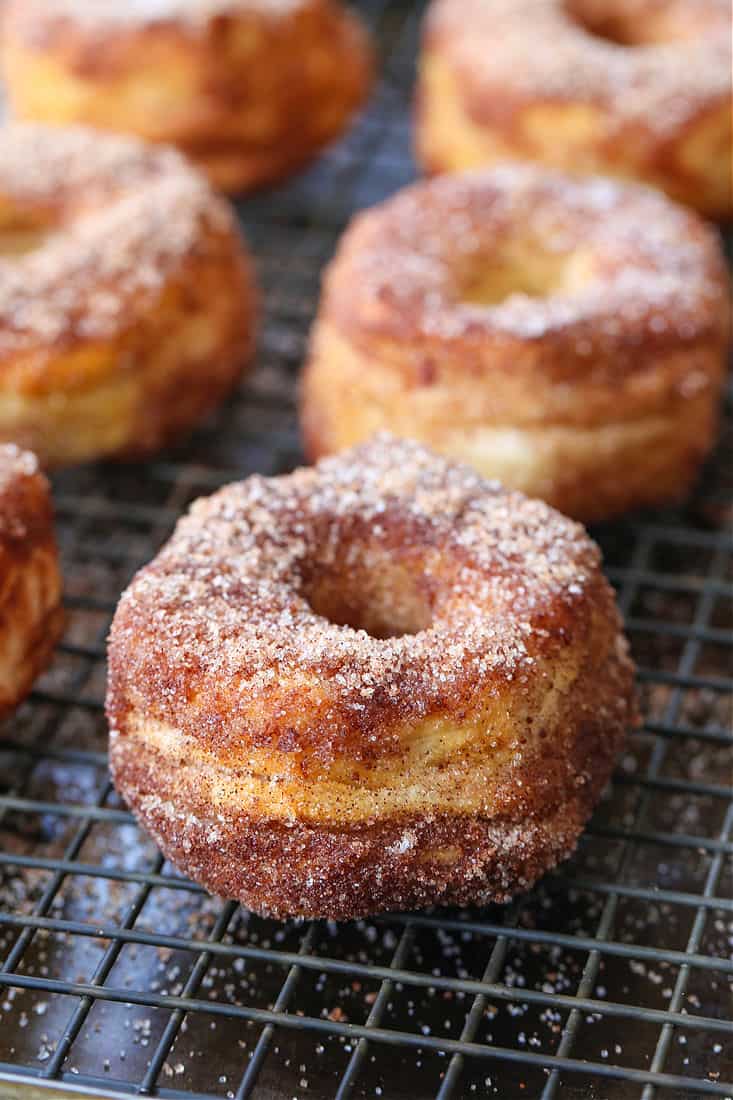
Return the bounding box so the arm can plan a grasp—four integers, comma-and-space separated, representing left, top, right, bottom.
0, 445, 63, 722
1, 0, 374, 194
107, 436, 637, 920
0, 123, 256, 468
301, 167, 731, 523
415, 0, 732, 219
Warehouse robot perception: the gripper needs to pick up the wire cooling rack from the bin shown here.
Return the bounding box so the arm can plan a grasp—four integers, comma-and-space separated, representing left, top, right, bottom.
1, 3, 732, 1098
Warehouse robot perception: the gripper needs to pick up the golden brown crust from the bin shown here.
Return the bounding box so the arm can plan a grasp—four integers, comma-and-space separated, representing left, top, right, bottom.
1, 0, 374, 194
300, 167, 731, 522
107, 437, 636, 919
415, 0, 732, 219
0, 123, 257, 467
0, 444, 63, 721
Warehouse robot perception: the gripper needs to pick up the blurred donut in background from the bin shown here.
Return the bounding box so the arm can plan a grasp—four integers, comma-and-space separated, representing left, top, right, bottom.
302, 166, 731, 522
0, 123, 257, 467
416, 0, 732, 219
1, 0, 374, 194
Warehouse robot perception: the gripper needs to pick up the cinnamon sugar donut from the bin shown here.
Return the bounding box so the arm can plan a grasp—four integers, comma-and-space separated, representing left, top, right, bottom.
0, 123, 256, 468
107, 437, 636, 920
301, 167, 731, 523
0, 445, 63, 722
1, 0, 373, 194
416, 0, 732, 219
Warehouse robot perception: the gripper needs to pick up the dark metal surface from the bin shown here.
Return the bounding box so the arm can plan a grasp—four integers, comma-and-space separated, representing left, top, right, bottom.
1, 3, 731, 1097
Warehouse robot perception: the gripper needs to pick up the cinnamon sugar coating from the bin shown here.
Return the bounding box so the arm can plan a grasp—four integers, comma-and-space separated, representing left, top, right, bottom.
1, 0, 373, 194
301, 167, 730, 521
416, 0, 732, 218
108, 437, 637, 919
0, 123, 257, 467
0, 444, 63, 722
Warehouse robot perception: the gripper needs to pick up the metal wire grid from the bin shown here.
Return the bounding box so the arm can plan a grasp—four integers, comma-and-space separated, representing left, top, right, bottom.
0, 3, 731, 1098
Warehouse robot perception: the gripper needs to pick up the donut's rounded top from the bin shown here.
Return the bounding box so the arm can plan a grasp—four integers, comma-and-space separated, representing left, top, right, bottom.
320, 166, 730, 369
0, 444, 53, 545
0, 123, 239, 357
6, 0, 327, 33
425, 0, 731, 132
108, 435, 621, 766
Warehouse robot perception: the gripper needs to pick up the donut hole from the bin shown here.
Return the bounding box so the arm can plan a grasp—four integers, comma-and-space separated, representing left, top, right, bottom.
460, 248, 590, 306
565, 1, 700, 46
302, 551, 433, 639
